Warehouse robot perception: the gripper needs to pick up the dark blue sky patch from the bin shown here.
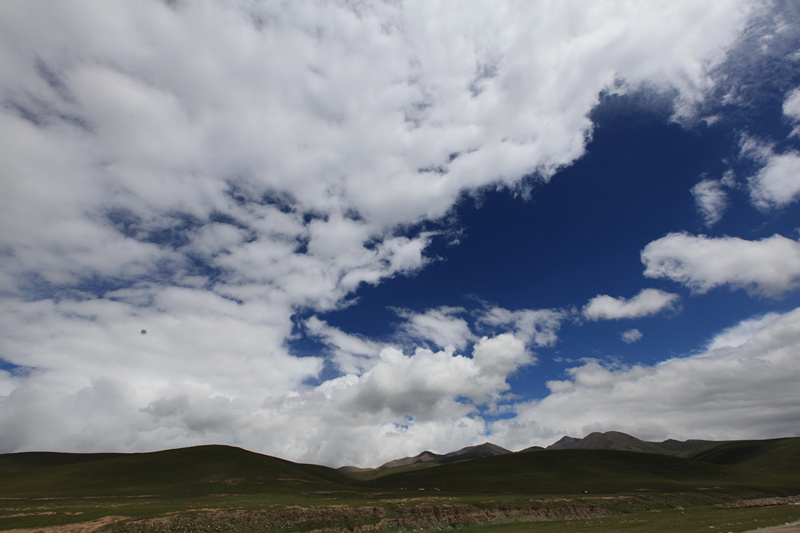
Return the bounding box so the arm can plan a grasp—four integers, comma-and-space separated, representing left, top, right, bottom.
315, 85, 800, 403
69, 275, 136, 300
208, 210, 245, 229
105, 207, 142, 239
302, 210, 329, 225
260, 189, 297, 214
184, 254, 226, 286
323, 93, 710, 328
707, 5, 800, 143
0, 359, 33, 378
139, 212, 203, 250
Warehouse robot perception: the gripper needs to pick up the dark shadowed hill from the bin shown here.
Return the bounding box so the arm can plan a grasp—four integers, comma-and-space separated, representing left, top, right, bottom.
690, 437, 800, 472
382, 442, 510, 468
547, 431, 725, 457
365, 446, 800, 495
0, 445, 355, 498
1, 436, 798, 502
339, 442, 510, 476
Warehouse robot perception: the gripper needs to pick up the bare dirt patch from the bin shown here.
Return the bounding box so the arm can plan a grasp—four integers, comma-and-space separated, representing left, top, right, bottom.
2, 515, 128, 533
721, 496, 800, 509
744, 520, 800, 533
98, 503, 620, 533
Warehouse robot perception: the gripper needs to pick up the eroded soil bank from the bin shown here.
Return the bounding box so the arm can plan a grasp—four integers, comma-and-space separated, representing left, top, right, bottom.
4, 495, 799, 533
99, 502, 619, 533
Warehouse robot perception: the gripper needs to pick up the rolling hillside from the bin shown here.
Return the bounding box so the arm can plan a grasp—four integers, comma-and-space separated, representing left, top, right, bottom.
0, 445, 355, 498
363, 447, 800, 495
547, 430, 725, 457
1, 435, 798, 500
690, 437, 800, 472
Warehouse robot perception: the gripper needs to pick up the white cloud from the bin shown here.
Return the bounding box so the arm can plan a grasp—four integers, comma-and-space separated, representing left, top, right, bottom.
478, 307, 567, 347
305, 317, 384, 375
642, 233, 800, 297
621, 329, 643, 344
738, 127, 800, 211
704, 312, 780, 351
394, 306, 475, 351
783, 86, 800, 136
583, 289, 680, 321
0, 0, 766, 464
749, 151, 800, 210
0, 333, 531, 467
345, 334, 530, 420
492, 306, 800, 449
691, 179, 728, 226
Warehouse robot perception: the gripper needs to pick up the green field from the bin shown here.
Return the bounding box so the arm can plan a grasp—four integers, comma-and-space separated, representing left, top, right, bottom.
0, 438, 798, 532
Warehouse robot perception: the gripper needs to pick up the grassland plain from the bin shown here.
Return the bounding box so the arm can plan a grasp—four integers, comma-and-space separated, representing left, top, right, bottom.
0, 437, 798, 532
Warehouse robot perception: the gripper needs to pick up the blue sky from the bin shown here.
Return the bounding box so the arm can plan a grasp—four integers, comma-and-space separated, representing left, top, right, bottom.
316, 88, 800, 404
1, 0, 800, 467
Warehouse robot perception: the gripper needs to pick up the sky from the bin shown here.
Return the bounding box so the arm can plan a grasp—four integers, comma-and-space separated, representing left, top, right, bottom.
1, 0, 799, 468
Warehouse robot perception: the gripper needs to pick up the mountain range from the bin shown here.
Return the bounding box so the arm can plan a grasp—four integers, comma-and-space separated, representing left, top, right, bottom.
544, 430, 726, 457
339, 430, 736, 473
339, 441, 511, 474
2, 431, 798, 497
2, 431, 798, 532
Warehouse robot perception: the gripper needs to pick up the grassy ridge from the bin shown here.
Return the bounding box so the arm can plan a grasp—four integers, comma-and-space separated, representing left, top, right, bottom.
2, 439, 799, 498
0, 451, 125, 470
0, 438, 797, 531
364, 447, 800, 495
0, 445, 356, 498
690, 437, 800, 472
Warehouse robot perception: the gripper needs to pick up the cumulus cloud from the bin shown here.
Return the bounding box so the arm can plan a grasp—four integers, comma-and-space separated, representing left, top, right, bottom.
305, 317, 384, 375
346, 334, 530, 419
749, 151, 800, 210
621, 329, 643, 344
642, 233, 800, 297
394, 306, 475, 351
492, 306, 800, 449
0, 332, 531, 467
692, 179, 728, 226
738, 124, 800, 211
0, 0, 767, 464
704, 312, 781, 351
783, 86, 800, 136
477, 307, 567, 347
583, 289, 679, 321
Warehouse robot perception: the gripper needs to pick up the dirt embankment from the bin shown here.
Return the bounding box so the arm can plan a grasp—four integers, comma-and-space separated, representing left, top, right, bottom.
3, 515, 127, 533
99, 503, 619, 532
721, 496, 800, 509
744, 521, 800, 533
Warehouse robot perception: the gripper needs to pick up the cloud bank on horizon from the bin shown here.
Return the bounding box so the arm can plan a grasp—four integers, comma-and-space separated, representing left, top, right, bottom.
1, 0, 799, 467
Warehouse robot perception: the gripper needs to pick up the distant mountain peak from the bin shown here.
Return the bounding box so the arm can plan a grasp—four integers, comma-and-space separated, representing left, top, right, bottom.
371, 442, 510, 471
548, 435, 581, 449
452, 442, 511, 456
546, 431, 725, 457
547, 431, 651, 452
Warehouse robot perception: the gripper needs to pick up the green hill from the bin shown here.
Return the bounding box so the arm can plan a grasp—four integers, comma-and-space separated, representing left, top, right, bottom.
0, 450, 124, 471
690, 437, 800, 473
1, 439, 799, 532
365, 447, 800, 495
0, 445, 355, 498
1, 436, 798, 501
547, 431, 725, 457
